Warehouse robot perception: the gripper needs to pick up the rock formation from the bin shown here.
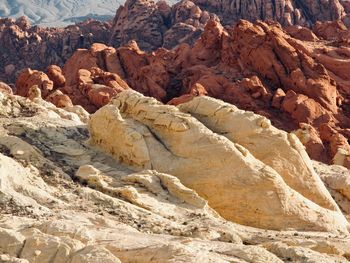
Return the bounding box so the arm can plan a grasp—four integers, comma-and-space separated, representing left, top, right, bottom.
2, 0, 350, 84
89, 89, 349, 232
18, 18, 350, 168
0, 90, 350, 262
108, 0, 348, 51
0, 17, 112, 83
109, 0, 214, 51
191, 0, 345, 26
1, 1, 350, 261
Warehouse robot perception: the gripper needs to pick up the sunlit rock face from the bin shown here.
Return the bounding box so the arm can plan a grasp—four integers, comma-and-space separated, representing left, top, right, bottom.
0, 90, 350, 262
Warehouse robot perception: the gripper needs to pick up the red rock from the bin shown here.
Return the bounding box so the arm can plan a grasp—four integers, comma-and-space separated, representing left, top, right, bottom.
1, 0, 347, 85
320, 123, 350, 168
313, 20, 348, 40
282, 90, 329, 124
285, 26, 319, 42
47, 65, 66, 89
294, 123, 328, 163
0, 18, 112, 83
88, 85, 118, 108
240, 76, 271, 102
15, 68, 53, 98
46, 90, 73, 108
272, 88, 286, 109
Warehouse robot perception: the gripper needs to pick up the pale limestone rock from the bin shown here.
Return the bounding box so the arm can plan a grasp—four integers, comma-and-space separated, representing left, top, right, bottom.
0, 255, 29, 263
89, 90, 349, 233
0, 153, 59, 214
0, 228, 25, 257
177, 95, 338, 212
18, 228, 85, 263
0, 91, 350, 262
333, 148, 350, 167
314, 161, 350, 216
64, 105, 90, 124
263, 241, 349, 263
70, 246, 122, 263
28, 85, 42, 101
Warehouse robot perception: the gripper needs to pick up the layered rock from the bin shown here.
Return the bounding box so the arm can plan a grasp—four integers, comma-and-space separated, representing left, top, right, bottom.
89, 89, 349, 232
177, 95, 335, 210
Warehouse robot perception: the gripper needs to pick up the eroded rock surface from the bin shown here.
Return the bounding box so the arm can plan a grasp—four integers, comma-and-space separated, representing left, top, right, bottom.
0, 91, 349, 262
42, 18, 350, 168
89, 89, 349, 233
2, 0, 350, 85
0, 17, 112, 83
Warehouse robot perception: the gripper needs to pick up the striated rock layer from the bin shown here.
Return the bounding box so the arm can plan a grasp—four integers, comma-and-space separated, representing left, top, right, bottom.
0, 91, 350, 262
89, 89, 349, 232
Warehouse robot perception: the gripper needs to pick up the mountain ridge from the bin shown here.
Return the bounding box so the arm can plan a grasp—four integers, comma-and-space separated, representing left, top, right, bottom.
0, 0, 123, 27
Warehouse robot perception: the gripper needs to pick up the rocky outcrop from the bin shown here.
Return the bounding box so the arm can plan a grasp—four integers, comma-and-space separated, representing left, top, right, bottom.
12, 18, 350, 168
108, 0, 348, 51
48, 18, 350, 168
1, 91, 350, 262
109, 0, 213, 51
89, 89, 349, 232
0, 17, 112, 83
177, 95, 335, 210
192, 0, 345, 26
2, 0, 349, 85
314, 161, 350, 218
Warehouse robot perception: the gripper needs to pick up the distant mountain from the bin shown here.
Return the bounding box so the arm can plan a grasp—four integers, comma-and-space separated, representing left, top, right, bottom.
0, 0, 123, 27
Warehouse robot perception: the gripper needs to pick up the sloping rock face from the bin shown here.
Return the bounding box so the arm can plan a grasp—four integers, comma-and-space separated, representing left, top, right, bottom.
0, 91, 350, 262
89, 89, 349, 232
34, 19, 350, 168
314, 161, 350, 219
